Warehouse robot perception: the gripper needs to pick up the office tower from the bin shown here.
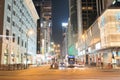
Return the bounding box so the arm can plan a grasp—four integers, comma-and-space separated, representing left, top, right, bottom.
33, 0, 52, 54
69, 0, 78, 34
33, 0, 52, 63
69, 0, 98, 33
77, 0, 120, 65
81, 0, 98, 32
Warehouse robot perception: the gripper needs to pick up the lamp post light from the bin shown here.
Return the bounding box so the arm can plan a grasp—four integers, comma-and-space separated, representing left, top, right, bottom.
25, 29, 34, 69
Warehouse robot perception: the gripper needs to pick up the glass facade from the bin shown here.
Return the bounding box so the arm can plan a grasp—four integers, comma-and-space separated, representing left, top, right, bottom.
69, 0, 78, 34
81, 0, 97, 32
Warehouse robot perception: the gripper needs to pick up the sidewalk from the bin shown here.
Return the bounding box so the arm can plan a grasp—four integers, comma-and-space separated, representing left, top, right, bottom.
88, 66, 120, 72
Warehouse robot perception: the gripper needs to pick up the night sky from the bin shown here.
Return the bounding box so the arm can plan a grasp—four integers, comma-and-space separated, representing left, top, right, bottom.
52, 0, 69, 45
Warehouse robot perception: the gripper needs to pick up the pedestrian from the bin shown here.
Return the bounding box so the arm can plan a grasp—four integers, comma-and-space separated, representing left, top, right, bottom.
101, 62, 103, 69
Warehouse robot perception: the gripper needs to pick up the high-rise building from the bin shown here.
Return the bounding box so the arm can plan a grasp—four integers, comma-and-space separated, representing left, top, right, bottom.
81, 0, 98, 31
69, 0, 78, 34
68, 0, 78, 56
77, 0, 120, 65
96, 0, 114, 16
68, 0, 119, 62
33, 0, 52, 62
68, 0, 98, 56
81, 0, 116, 32
69, 0, 98, 34
0, 0, 39, 64
69, 0, 115, 35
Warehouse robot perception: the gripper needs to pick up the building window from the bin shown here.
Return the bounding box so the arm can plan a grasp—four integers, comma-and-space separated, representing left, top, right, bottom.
19, 27, 21, 32
20, 9, 22, 13
12, 21, 15, 26
25, 42, 26, 48
25, 42, 27, 48
12, 33, 15, 42
13, 10, 16, 16
7, 16, 10, 23
13, 0, 16, 5
7, 4, 11, 11
17, 36, 20, 45
6, 29, 9, 40
21, 40, 23, 47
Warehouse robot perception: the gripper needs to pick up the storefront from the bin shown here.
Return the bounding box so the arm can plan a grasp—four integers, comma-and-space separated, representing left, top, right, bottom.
78, 8, 120, 69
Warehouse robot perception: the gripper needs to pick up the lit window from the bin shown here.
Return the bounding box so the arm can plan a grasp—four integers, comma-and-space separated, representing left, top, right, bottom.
88, 7, 93, 10
82, 7, 87, 10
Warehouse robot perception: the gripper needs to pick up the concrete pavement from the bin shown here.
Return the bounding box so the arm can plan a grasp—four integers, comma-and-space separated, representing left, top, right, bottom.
0, 65, 120, 80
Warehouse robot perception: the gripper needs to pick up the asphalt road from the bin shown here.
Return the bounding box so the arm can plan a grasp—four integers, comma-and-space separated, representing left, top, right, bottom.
0, 65, 120, 80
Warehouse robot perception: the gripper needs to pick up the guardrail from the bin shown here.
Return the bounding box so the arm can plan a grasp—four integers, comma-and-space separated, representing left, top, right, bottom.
0, 64, 28, 71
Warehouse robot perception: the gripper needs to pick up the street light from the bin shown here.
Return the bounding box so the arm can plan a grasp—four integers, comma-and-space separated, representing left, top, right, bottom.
62, 23, 68, 28
25, 29, 34, 69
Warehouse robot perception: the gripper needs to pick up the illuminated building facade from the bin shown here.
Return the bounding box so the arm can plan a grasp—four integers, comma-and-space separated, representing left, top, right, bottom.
0, 0, 39, 64
33, 0, 52, 63
78, 1, 120, 68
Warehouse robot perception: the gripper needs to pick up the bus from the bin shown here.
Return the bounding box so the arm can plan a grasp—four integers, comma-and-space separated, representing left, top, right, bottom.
68, 56, 75, 68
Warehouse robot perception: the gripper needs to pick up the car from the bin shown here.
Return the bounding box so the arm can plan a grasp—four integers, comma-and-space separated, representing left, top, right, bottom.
50, 62, 58, 69
59, 62, 66, 69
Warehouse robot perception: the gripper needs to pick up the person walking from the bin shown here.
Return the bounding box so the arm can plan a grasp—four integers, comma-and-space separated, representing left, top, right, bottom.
101, 62, 103, 69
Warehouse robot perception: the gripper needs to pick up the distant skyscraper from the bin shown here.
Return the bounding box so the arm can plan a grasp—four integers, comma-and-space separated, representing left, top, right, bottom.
33, 0, 52, 21
69, 0, 116, 34
68, 0, 117, 55
33, 0, 52, 61
69, 0, 98, 46
69, 0, 98, 34
81, 0, 98, 32
69, 0, 78, 34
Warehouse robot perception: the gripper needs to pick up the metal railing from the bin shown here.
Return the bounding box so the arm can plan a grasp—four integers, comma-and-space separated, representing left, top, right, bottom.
0, 64, 27, 71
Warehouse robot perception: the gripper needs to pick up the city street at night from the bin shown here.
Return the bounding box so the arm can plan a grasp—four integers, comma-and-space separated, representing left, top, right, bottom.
0, 0, 120, 80
0, 65, 120, 80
